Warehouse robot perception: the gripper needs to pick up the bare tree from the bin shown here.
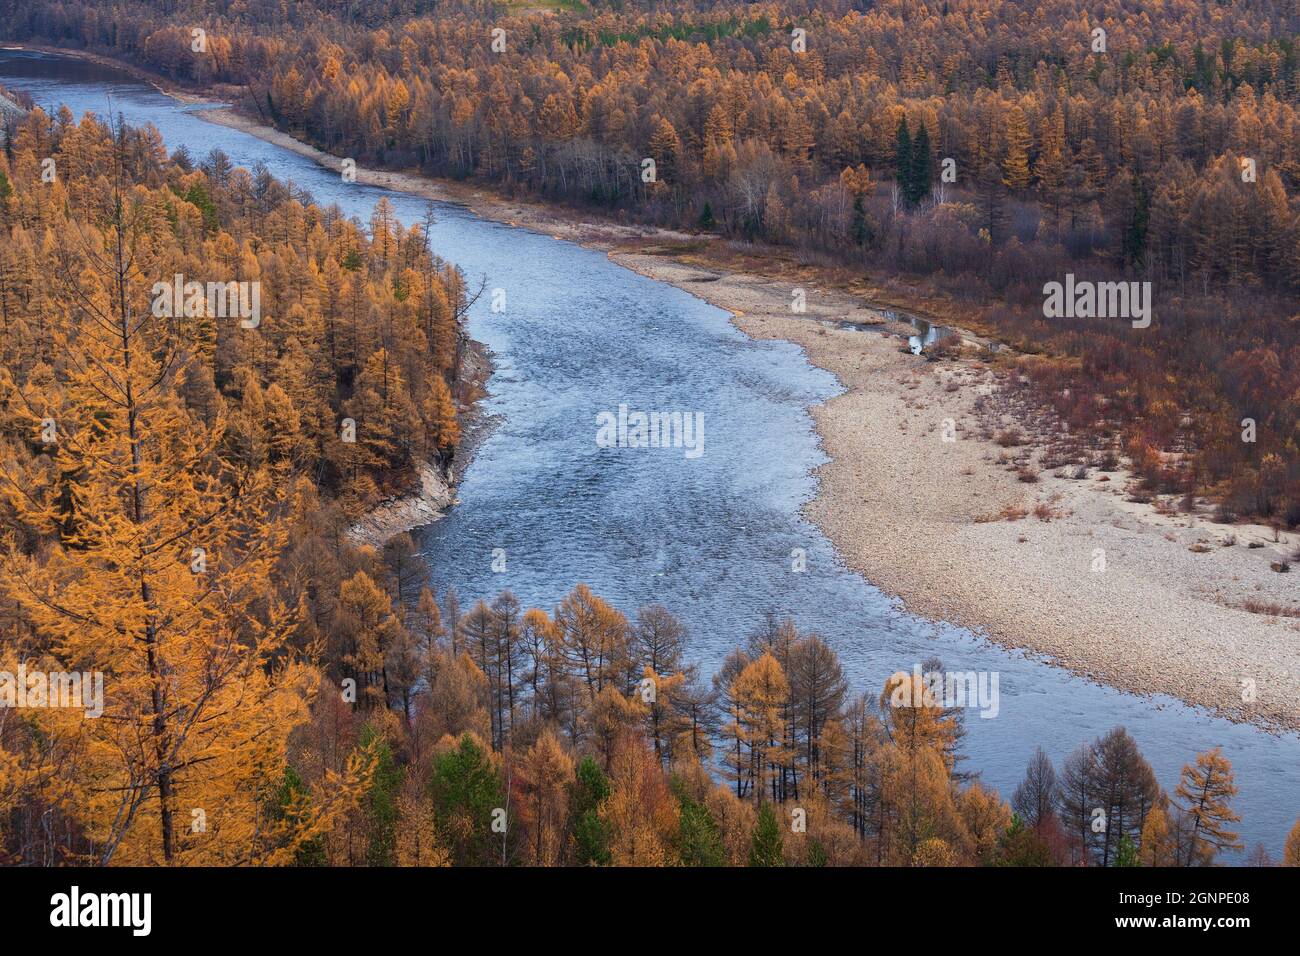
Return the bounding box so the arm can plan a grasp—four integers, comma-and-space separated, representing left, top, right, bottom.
1012, 747, 1060, 830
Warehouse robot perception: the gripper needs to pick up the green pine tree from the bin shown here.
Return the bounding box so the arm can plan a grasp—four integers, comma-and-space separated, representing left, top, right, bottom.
1122, 174, 1150, 268
361, 725, 402, 866
805, 838, 829, 867
270, 766, 327, 866
894, 117, 913, 205
570, 756, 612, 866
675, 786, 726, 866
852, 195, 873, 246
996, 815, 1054, 866
183, 180, 220, 236
1114, 832, 1140, 867
748, 802, 784, 867
909, 122, 933, 205
429, 734, 506, 866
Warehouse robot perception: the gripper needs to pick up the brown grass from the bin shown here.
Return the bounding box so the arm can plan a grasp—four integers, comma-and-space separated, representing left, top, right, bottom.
975, 503, 1030, 523
1228, 598, 1300, 619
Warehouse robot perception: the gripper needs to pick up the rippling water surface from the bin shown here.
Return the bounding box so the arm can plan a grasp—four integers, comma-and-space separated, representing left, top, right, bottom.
4, 47, 1296, 856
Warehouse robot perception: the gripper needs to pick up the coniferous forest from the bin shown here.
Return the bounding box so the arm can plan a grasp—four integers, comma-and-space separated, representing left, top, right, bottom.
2, 0, 1299, 522
0, 0, 1298, 899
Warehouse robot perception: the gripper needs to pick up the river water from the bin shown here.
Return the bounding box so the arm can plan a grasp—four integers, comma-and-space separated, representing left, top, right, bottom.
3, 47, 1296, 856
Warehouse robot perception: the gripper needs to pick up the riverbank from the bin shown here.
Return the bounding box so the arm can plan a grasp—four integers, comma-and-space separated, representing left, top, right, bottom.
346, 339, 497, 549
200, 101, 1300, 733
617, 252, 1300, 733
23, 42, 1294, 731
0, 45, 508, 553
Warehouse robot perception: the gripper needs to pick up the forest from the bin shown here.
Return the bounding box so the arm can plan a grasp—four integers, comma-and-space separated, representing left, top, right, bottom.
0, 4, 1299, 869
0, 109, 467, 863
0, 0, 1298, 526
0, 111, 1296, 866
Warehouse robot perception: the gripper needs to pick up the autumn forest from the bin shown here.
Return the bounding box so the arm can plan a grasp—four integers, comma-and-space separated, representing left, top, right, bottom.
0, 0, 1299, 878
3, 0, 1298, 524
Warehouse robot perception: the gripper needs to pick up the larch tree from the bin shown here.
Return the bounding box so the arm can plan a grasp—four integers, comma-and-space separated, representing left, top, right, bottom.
1283, 818, 1300, 867
727, 652, 791, 806
1035, 105, 1068, 226
786, 634, 847, 793
1138, 800, 1176, 867
336, 570, 402, 711
0, 135, 350, 864
395, 777, 449, 867
1175, 747, 1243, 861
516, 727, 574, 866
875, 671, 971, 863
601, 735, 678, 867
1011, 747, 1059, 831
648, 118, 682, 186
554, 583, 629, 702
1091, 727, 1160, 866
1001, 106, 1032, 190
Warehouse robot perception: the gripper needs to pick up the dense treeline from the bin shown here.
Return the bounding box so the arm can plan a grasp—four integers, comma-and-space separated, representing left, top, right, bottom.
0, 107, 465, 515
0, 95, 1286, 867
2, 0, 1299, 522
334, 578, 1291, 867
1, 8, 1300, 868
0, 112, 468, 863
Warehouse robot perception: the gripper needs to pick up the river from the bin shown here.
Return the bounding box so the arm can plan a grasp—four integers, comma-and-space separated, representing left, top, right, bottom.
3, 47, 1296, 857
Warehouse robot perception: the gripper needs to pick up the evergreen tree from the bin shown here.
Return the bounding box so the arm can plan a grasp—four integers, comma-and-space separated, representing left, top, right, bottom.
893, 116, 912, 204
997, 815, 1054, 866
976, 161, 1006, 243
570, 756, 612, 865
1113, 833, 1139, 867
748, 801, 784, 867
183, 180, 220, 236
361, 726, 402, 866
271, 767, 328, 866
675, 788, 725, 866
805, 838, 829, 867
1122, 174, 1151, 267
909, 122, 933, 205
852, 195, 871, 245
429, 734, 506, 866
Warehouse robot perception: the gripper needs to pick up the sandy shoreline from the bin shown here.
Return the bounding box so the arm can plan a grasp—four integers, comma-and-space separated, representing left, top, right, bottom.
200, 104, 1300, 733
22, 43, 1293, 732
617, 255, 1300, 733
